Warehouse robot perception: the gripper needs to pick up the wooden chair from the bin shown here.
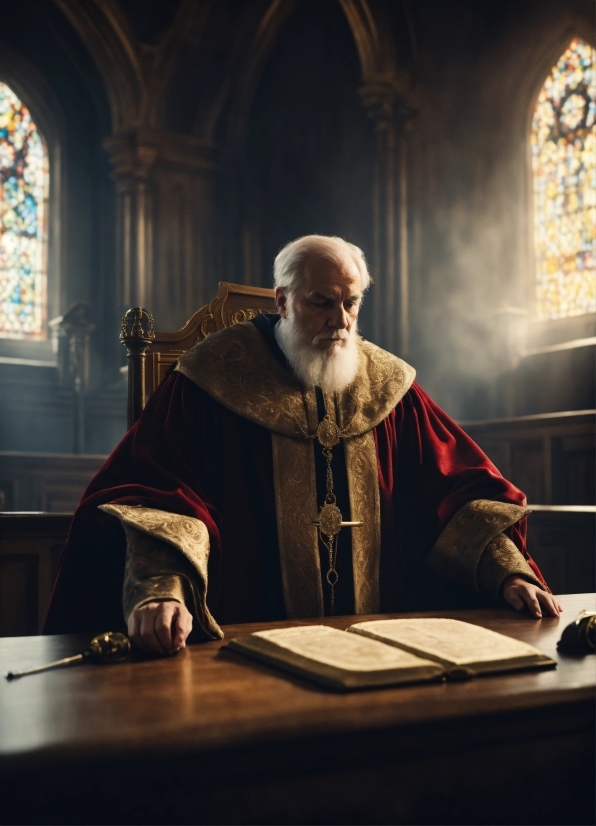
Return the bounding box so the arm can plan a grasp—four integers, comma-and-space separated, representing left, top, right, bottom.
120, 281, 277, 429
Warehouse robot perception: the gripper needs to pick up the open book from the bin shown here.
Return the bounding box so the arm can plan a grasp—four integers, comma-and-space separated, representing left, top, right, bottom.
228, 618, 556, 690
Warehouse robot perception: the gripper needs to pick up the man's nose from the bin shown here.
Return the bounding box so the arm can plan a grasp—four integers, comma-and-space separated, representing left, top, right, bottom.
328, 305, 349, 329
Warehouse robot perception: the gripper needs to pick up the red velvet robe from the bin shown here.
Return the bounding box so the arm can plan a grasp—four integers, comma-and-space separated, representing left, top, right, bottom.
44, 372, 547, 635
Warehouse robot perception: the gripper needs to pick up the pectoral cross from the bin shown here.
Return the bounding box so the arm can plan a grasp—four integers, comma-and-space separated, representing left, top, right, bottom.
309, 415, 363, 610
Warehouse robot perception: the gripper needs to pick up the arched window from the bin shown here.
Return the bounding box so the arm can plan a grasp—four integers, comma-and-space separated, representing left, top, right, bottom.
0, 80, 49, 339
531, 38, 595, 320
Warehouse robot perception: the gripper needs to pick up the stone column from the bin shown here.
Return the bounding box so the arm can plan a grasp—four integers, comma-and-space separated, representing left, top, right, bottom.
104, 135, 157, 313
105, 130, 218, 331
359, 81, 415, 356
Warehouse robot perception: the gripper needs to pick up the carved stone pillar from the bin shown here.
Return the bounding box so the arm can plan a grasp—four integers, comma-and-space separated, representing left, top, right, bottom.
104, 135, 157, 312
360, 80, 415, 356
105, 130, 218, 331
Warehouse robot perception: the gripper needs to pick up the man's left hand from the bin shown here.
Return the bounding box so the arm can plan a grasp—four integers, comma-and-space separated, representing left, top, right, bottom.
502, 576, 563, 618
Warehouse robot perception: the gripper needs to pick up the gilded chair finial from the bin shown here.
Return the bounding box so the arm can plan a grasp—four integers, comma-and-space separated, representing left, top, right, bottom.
120, 307, 155, 342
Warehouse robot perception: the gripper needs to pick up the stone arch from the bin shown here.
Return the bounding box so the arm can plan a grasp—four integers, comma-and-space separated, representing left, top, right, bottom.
53, 0, 144, 134
211, 0, 412, 151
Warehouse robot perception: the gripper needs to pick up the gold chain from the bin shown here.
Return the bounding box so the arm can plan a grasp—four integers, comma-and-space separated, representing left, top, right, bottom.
314, 414, 345, 613
290, 399, 363, 612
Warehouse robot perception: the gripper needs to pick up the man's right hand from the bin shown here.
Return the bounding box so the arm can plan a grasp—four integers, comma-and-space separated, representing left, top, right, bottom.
127, 601, 193, 656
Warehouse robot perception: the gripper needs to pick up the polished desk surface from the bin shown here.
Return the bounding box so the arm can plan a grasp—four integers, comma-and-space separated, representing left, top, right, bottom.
0, 593, 594, 768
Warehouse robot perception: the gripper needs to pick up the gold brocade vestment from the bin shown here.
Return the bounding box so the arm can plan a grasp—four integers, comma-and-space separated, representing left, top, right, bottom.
101, 322, 543, 639
175, 322, 416, 619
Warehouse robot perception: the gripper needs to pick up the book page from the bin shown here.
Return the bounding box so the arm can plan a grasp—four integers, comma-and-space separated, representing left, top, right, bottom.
245, 625, 439, 672
348, 618, 545, 668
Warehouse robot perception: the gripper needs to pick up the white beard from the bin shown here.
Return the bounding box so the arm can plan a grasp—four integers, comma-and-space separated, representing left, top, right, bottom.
274, 313, 360, 392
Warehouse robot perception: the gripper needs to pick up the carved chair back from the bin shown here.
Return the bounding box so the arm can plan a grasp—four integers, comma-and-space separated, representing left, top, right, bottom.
121, 281, 277, 428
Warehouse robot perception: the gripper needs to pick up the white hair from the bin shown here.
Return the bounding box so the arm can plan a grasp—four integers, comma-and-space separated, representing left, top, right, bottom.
273, 234, 371, 295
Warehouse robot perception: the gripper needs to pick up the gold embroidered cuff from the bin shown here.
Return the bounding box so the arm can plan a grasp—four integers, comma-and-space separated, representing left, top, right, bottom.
121, 523, 188, 617
477, 533, 543, 603
99, 503, 223, 640
130, 576, 186, 612
425, 499, 531, 593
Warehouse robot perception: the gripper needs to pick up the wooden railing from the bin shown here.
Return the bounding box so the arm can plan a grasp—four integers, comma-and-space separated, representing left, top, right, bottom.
0, 513, 72, 635
462, 410, 595, 505
0, 506, 593, 637
0, 452, 106, 512
0, 410, 593, 636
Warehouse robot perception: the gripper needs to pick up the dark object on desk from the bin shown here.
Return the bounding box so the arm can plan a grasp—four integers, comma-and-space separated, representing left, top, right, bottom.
557, 609, 596, 654
5, 631, 130, 679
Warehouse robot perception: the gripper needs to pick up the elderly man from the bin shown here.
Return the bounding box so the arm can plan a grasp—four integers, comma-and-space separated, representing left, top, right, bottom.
45, 235, 561, 654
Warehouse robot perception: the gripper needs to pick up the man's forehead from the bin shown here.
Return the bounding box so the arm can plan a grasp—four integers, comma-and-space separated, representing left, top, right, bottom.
302, 254, 362, 292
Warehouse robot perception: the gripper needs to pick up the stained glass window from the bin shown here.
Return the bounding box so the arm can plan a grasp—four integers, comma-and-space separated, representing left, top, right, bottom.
531, 38, 596, 320
0, 81, 48, 339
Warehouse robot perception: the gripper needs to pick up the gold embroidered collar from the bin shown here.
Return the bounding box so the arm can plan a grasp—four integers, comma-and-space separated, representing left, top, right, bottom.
175, 322, 415, 438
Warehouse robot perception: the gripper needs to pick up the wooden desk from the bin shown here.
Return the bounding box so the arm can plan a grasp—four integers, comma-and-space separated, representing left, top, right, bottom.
1, 594, 594, 825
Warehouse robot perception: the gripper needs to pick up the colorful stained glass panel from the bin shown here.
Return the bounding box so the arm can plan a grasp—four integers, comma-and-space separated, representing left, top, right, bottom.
531, 39, 596, 320
0, 81, 48, 339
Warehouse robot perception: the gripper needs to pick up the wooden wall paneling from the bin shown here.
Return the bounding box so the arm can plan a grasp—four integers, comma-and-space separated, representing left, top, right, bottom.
0, 555, 38, 636
40, 485, 87, 513
552, 435, 596, 505
510, 439, 546, 504
542, 435, 553, 506
4, 415, 588, 512
0, 413, 593, 634
527, 508, 596, 594
0, 452, 106, 513
512, 342, 596, 417
0, 507, 593, 637
0, 367, 126, 456
463, 411, 595, 505
0, 514, 72, 636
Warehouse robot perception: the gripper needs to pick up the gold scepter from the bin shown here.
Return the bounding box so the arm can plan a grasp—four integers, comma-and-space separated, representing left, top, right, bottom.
5, 632, 131, 680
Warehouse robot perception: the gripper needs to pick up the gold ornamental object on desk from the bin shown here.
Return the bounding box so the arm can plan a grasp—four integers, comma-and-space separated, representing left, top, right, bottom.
5, 632, 131, 680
